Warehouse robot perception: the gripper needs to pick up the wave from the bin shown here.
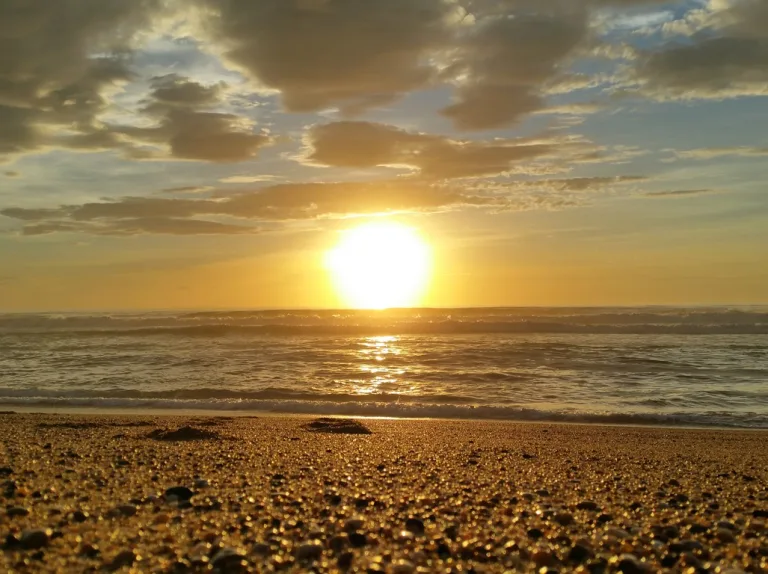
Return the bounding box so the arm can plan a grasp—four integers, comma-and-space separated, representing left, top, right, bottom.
0, 392, 765, 429
2, 307, 767, 335
4, 321, 768, 336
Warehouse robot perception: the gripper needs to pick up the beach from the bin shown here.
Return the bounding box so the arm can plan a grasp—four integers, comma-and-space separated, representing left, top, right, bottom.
1, 413, 766, 572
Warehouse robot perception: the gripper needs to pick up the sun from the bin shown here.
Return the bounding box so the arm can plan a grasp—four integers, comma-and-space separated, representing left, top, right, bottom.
327, 221, 432, 309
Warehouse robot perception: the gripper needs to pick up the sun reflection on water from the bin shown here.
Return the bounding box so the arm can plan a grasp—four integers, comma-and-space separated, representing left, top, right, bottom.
355, 336, 409, 396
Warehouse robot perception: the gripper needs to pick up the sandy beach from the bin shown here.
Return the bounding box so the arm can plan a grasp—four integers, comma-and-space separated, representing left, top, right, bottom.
1, 413, 766, 573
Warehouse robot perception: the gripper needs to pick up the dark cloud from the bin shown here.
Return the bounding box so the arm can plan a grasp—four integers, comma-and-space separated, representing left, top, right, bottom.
2, 171, 651, 235
440, 10, 589, 130
203, 0, 454, 114
0, 0, 162, 159
516, 176, 647, 192
160, 185, 215, 194
4, 171, 19, 177
0, 207, 64, 221
305, 121, 576, 179
632, 0, 768, 99
115, 75, 272, 162
1, 180, 505, 236
20, 217, 259, 236
644, 189, 714, 198
671, 147, 768, 160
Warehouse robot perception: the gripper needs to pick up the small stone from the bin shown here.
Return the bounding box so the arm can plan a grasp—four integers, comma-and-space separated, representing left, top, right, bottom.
555, 512, 574, 526
752, 509, 768, 518
20, 529, 51, 549
716, 528, 736, 543
0, 467, 12, 476
348, 532, 367, 547
577, 501, 599, 511
329, 535, 347, 553
71, 510, 89, 523
211, 548, 247, 572
532, 550, 555, 567
116, 504, 137, 517
568, 544, 592, 563
392, 560, 415, 574
344, 518, 364, 532
338, 551, 354, 569
165, 486, 194, 501
296, 542, 323, 561
7, 506, 29, 517
597, 514, 613, 523
717, 520, 738, 531
616, 554, 646, 574
108, 550, 137, 570
194, 478, 209, 488
607, 528, 630, 539
153, 512, 170, 524
252, 543, 270, 556
527, 528, 544, 540
80, 543, 100, 558
404, 517, 425, 534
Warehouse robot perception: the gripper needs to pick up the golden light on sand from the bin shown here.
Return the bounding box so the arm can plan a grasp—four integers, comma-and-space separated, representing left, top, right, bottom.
327, 221, 431, 309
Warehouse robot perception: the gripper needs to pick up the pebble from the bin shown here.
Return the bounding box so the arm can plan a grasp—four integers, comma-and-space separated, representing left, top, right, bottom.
404, 517, 425, 534
211, 548, 247, 571
717, 520, 738, 531
716, 528, 736, 543
555, 511, 574, 526
296, 541, 323, 561
577, 500, 599, 511
344, 518, 364, 532
338, 551, 354, 569
20, 529, 51, 550
108, 550, 137, 570
568, 543, 592, 563
348, 532, 368, 547
527, 528, 544, 540
165, 486, 194, 501
392, 560, 415, 574
7, 506, 29, 517
116, 504, 137, 517
194, 478, 209, 488
71, 510, 89, 523
616, 553, 646, 574
329, 535, 347, 553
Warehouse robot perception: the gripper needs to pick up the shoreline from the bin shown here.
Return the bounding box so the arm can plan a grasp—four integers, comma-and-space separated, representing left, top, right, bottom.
2, 412, 767, 572
1, 404, 766, 432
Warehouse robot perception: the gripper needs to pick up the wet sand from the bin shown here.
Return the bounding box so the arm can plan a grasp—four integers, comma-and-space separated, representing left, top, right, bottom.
1, 413, 766, 572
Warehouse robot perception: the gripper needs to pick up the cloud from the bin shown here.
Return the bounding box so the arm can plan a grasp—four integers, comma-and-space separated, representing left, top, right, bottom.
644, 189, 714, 198
630, 0, 768, 100
201, 0, 457, 114
160, 185, 215, 194
0, 0, 164, 160
114, 74, 272, 162
1, 171, 651, 235
20, 217, 260, 236
440, 10, 590, 130
0, 179, 509, 236
670, 147, 768, 160
4, 171, 19, 177
219, 175, 281, 184
303, 121, 615, 179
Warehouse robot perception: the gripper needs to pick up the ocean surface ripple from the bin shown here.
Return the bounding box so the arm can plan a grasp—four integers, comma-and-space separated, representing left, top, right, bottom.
1, 307, 766, 428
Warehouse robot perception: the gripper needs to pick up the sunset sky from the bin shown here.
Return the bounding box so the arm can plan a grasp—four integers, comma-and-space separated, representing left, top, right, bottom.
1, 0, 767, 310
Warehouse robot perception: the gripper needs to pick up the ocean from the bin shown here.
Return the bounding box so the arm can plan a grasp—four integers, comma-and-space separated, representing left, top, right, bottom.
1, 307, 766, 429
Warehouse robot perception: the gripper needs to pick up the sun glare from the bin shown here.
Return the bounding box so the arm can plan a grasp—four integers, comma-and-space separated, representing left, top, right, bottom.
327, 221, 432, 309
